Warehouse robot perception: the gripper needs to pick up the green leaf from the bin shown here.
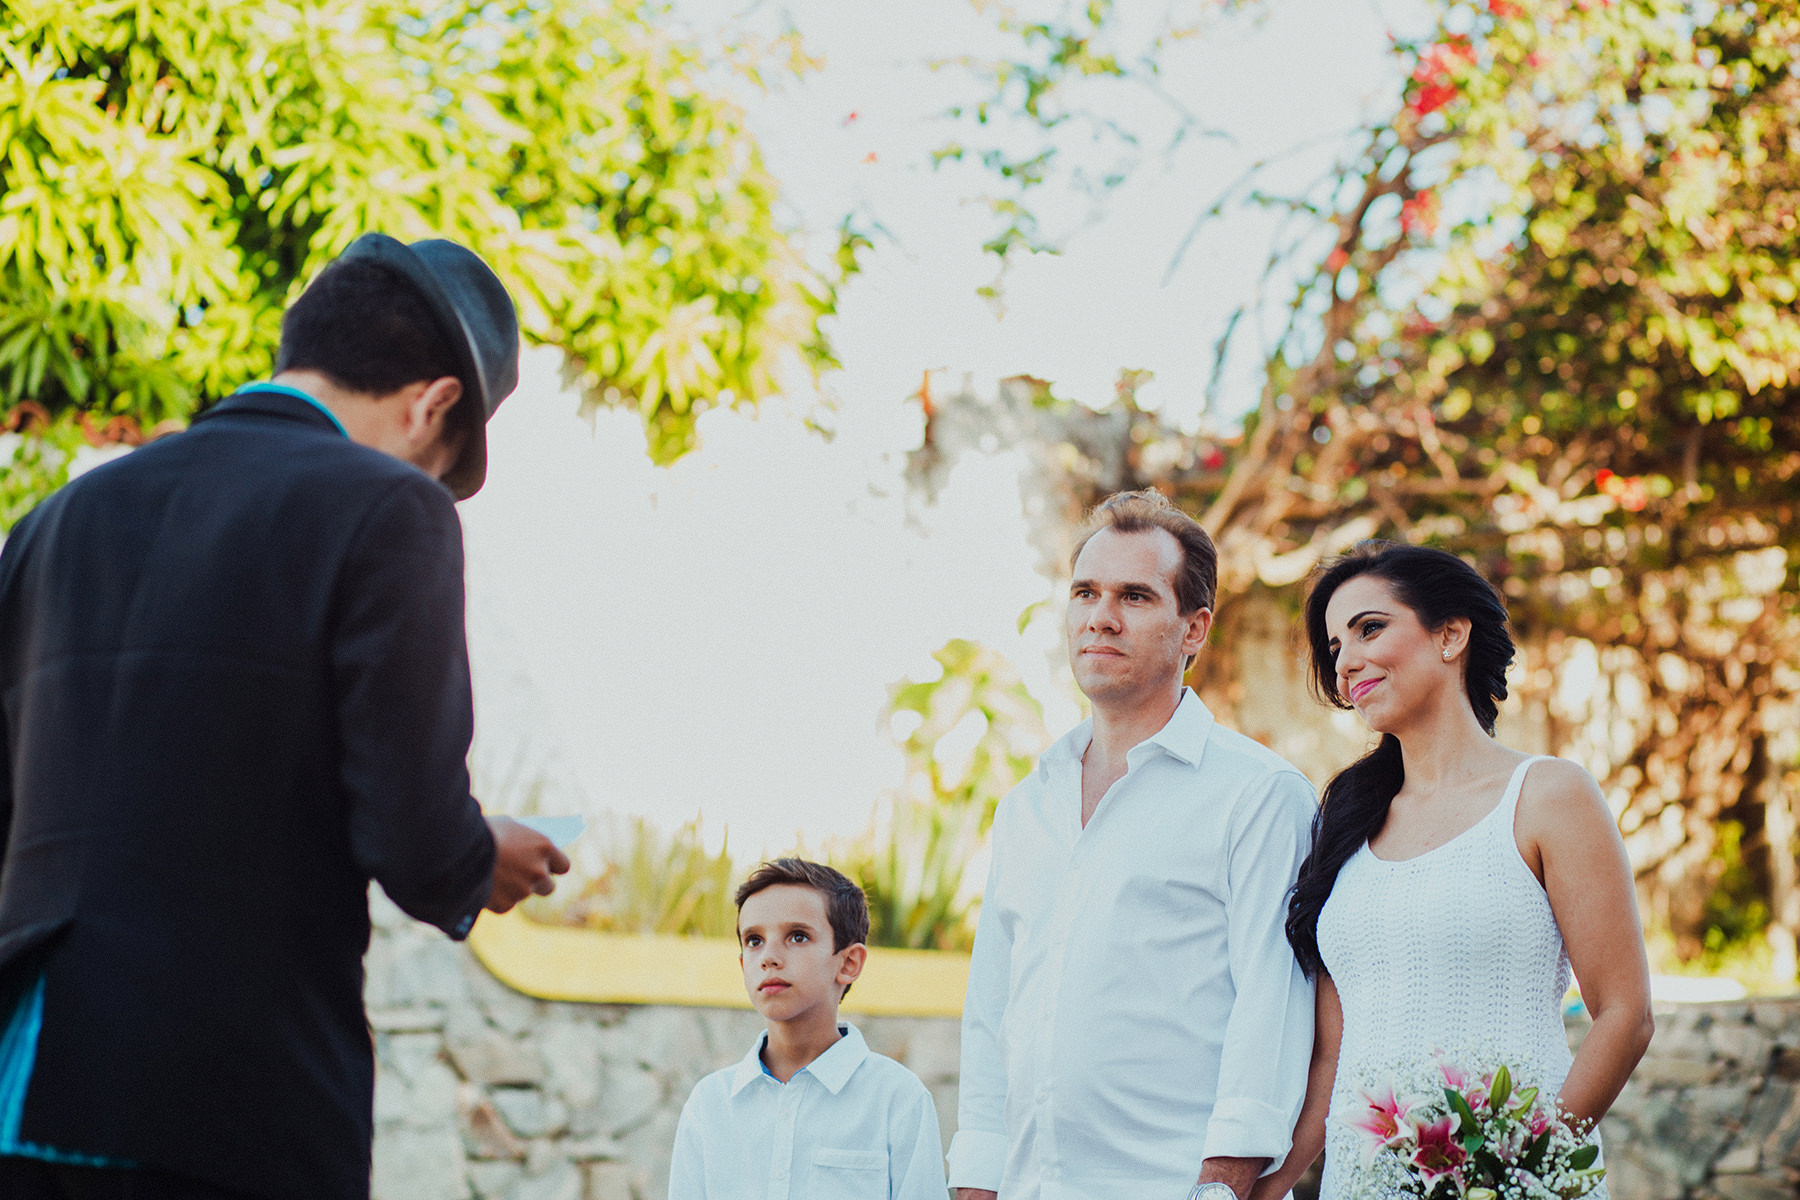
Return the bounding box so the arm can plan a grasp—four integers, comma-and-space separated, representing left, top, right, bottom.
1446, 1087, 1480, 1137
1568, 1144, 1599, 1171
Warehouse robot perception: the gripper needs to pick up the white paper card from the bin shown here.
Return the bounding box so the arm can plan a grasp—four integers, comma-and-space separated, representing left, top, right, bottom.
518, 815, 586, 849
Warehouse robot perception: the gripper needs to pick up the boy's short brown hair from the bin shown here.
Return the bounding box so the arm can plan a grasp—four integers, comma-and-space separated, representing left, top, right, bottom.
735, 858, 870, 954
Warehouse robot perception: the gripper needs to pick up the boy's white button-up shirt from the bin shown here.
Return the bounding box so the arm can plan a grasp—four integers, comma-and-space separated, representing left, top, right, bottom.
947, 689, 1317, 1200
669, 1022, 948, 1200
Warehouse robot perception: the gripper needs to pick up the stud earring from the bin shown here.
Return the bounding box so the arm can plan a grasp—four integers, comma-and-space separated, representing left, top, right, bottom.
1443, 649, 1452, 661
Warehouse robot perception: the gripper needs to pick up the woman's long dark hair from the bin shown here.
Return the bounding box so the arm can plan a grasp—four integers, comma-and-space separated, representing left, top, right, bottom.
1285, 542, 1516, 978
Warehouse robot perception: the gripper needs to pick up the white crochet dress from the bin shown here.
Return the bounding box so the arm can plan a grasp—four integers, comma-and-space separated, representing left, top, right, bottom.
1316, 756, 1599, 1200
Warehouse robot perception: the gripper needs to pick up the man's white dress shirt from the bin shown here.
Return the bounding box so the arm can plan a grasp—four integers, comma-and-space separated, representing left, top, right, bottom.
669, 1022, 948, 1200
947, 689, 1316, 1199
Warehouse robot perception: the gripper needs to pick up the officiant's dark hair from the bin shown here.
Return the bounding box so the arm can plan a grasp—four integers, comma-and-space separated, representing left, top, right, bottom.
276, 258, 460, 396
1285, 542, 1515, 978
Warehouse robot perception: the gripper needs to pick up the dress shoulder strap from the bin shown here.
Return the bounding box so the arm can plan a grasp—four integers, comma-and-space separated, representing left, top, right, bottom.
1498, 754, 1556, 819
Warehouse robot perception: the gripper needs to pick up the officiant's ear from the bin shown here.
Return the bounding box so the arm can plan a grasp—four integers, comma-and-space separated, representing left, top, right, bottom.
1439, 616, 1472, 664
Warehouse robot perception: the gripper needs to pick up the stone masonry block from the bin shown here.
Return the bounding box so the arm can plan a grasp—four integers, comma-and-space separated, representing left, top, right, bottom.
1602, 1141, 1688, 1200
597, 1065, 663, 1137
371, 1007, 450, 1034
618, 1106, 680, 1200
694, 1006, 762, 1063
1710, 1174, 1799, 1200
613, 1007, 710, 1076
511, 1160, 583, 1200
1630, 1056, 1724, 1088
467, 1162, 523, 1200
1686, 1082, 1754, 1126
387, 936, 473, 1008
1736, 1081, 1796, 1161
479, 984, 542, 1038
583, 1161, 635, 1200
491, 1087, 568, 1139
449, 1029, 546, 1087
1712, 1141, 1762, 1174
927, 1081, 958, 1156
461, 1086, 528, 1162
370, 1127, 467, 1200
402, 1059, 465, 1129
1710, 1018, 1776, 1068
540, 1021, 605, 1109
382, 1032, 449, 1084
903, 1023, 962, 1082
1647, 1012, 1715, 1062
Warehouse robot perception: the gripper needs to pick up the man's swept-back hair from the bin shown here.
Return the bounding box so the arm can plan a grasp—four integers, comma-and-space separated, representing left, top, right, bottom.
274, 257, 460, 396
735, 858, 870, 954
1071, 489, 1218, 615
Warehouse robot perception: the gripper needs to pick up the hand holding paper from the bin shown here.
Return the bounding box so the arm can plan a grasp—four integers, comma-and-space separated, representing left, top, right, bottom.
518, 814, 586, 849
484, 815, 575, 912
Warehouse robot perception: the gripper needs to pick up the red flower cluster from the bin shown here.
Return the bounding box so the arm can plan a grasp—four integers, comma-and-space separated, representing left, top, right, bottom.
1408, 38, 1476, 117
1402, 314, 1439, 340
1489, 0, 1524, 17
1595, 468, 1648, 511
1401, 190, 1441, 238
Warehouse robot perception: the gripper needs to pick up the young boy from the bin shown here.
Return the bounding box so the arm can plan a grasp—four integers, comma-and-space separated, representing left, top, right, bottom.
668, 858, 949, 1200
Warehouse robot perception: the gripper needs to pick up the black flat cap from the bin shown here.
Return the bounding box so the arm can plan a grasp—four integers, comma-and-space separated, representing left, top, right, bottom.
338, 233, 520, 499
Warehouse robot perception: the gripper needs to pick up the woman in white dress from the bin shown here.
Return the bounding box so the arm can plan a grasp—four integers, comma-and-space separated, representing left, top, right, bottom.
1254, 543, 1654, 1200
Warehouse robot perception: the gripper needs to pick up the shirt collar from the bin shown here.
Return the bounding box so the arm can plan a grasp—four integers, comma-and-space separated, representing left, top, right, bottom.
223, 382, 350, 438
1141, 687, 1215, 767
729, 1023, 869, 1096
1039, 687, 1215, 775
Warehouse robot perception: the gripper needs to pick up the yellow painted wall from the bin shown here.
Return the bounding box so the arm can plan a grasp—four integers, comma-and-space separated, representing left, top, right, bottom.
468, 910, 971, 1017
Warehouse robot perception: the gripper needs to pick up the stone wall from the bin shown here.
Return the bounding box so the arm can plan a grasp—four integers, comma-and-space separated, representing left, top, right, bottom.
1578, 1002, 1800, 1200
364, 890, 962, 1200
367, 890, 1800, 1200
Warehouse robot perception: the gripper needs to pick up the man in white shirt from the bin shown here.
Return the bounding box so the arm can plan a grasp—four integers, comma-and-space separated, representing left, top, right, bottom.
948, 489, 1317, 1200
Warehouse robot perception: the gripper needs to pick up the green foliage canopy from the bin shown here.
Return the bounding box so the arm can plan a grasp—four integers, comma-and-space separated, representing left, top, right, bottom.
0, 0, 836, 523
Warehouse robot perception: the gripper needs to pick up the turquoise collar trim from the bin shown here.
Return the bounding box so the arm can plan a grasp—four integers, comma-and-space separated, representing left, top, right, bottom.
232, 382, 349, 439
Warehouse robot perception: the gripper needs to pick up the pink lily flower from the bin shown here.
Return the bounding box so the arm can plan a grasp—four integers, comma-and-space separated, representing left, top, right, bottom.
1433, 1056, 1490, 1114
1348, 1083, 1419, 1161
1411, 1116, 1469, 1186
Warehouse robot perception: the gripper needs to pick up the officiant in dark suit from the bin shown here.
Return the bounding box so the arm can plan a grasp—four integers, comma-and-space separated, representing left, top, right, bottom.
0, 234, 570, 1200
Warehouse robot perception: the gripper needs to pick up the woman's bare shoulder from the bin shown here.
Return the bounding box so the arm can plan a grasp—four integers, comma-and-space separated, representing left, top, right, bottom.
1517, 755, 1611, 830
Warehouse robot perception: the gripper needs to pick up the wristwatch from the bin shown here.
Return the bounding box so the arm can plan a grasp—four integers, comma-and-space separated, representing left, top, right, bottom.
1189, 1184, 1238, 1200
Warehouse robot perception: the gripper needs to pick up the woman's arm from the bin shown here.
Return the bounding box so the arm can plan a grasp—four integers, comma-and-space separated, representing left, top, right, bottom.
1251, 973, 1342, 1200
1519, 758, 1655, 1127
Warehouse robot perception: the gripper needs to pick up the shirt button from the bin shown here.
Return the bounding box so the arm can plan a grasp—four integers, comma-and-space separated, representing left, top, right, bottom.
775, 1166, 788, 1180
1037, 1087, 1051, 1103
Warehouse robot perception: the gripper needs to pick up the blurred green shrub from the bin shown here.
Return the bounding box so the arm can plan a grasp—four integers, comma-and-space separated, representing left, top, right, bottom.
549, 815, 740, 939
0, 0, 841, 521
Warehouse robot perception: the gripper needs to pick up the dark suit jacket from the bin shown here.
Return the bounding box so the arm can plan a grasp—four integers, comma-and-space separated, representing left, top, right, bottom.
0, 390, 497, 1199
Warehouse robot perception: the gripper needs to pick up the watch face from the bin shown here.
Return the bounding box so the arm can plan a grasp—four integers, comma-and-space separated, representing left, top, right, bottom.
1193, 1184, 1238, 1200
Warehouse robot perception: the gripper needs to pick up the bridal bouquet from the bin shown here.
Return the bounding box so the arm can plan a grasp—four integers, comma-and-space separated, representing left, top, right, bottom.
1341, 1056, 1603, 1200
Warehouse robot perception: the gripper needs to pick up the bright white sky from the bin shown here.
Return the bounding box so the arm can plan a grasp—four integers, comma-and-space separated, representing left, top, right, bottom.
460, 0, 1430, 856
